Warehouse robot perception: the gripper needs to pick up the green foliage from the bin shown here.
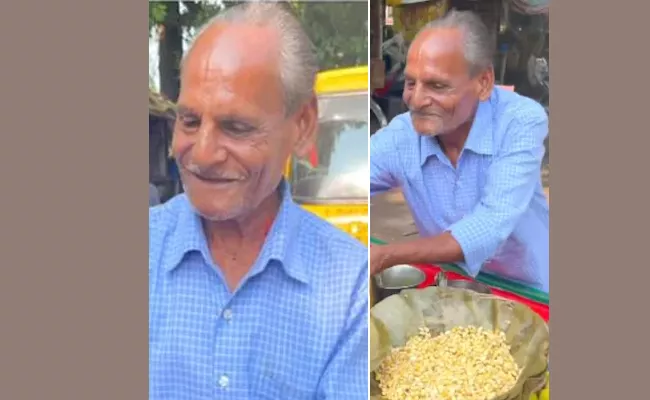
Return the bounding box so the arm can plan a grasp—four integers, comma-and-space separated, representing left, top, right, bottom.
292, 2, 368, 70
181, 1, 229, 29
149, 1, 227, 33
149, 1, 367, 70
149, 1, 367, 98
148, 2, 167, 31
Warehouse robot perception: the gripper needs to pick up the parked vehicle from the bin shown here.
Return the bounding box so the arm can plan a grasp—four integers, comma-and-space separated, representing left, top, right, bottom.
285, 66, 370, 245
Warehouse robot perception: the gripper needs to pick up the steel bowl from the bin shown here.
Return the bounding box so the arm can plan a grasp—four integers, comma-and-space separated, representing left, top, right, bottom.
374, 264, 426, 301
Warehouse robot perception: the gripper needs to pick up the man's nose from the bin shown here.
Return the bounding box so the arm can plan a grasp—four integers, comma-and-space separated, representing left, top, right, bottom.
409, 82, 432, 109
191, 125, 228, 166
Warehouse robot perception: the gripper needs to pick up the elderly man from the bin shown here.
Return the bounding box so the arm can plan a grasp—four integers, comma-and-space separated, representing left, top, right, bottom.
370, 10, 549, 293
149, 4, 368, 399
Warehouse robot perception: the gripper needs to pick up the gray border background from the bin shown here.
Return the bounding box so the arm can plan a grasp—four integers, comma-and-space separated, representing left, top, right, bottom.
0, 0, 646, 398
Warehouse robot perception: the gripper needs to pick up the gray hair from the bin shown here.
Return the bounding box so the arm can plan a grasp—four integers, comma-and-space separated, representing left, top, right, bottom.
184, 2, 318, 115
418, 10, 495, 76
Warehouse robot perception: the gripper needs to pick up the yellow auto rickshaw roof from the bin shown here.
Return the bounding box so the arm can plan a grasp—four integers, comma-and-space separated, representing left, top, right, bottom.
315, 66, 368, 95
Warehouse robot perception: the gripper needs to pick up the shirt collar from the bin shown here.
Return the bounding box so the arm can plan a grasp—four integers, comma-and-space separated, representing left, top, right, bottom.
162, 180, 308, 284
419, 92, 495, 166
463, 96, 494, 156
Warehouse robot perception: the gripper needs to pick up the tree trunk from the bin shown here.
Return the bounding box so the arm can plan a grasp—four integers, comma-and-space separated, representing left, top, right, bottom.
159, 1, 183, 102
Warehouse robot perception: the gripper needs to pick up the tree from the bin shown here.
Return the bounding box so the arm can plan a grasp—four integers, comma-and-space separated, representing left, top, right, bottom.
294, 2, 368, 70
149, 1, 229, 101
149, 1, 368, 101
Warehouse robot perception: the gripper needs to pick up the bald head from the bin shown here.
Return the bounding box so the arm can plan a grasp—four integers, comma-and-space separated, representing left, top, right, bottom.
409, 27, 470, 77
182, 23, 284, 114
183, 3, 318, 115
185, 22, 282, 76
413, 10, 494, 77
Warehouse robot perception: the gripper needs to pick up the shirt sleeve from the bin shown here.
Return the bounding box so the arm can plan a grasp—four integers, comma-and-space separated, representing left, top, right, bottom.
315, 262, 369, 399
449, 106, 548, 276
370, 126, 400, 197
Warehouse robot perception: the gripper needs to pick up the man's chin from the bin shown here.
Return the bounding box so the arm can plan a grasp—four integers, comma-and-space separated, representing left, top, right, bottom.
184, 186, 245, 221
412, 122, 442, 137
410, 115, 443, 136
189, 199, 244, 222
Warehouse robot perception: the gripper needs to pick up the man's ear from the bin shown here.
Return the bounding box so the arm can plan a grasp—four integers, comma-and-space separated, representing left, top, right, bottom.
476, 67, 495, 102
292, 95, 319, 159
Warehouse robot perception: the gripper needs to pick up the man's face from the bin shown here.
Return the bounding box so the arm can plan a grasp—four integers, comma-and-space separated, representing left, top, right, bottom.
403, 28, 492, 136
172, 24, 317, 221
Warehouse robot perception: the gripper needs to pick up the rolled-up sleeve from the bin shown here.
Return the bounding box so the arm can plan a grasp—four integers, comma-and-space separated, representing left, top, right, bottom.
449, 108, 548, 276
316, 262, 369, 399
370, 126, 400, 197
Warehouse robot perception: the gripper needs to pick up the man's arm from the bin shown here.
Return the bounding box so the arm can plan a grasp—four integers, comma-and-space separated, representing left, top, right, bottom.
372, 231, 464, 274
316, 263, 368, 399
374, 107, 548, 276
370, 125, 401, 197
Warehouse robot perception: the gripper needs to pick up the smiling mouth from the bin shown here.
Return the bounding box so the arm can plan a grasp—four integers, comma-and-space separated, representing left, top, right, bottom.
187, 171, 243, 185
412, 113, 441, 120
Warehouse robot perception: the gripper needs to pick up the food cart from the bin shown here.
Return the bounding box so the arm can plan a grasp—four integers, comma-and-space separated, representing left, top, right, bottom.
370, 236, 549, 319
371, 236, 550, 399
285, 66, 369, 246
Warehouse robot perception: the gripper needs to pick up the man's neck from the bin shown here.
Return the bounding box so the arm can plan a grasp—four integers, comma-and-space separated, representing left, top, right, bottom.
437, 125, 470, 152
202, 186, 283, 292
437, 109, 477, 166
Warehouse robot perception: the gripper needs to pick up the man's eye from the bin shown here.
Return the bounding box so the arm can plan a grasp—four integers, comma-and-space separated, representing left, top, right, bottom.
221, 121, 256, 136
178, 114, 201, 131
429, 82, 448, 90
405, 80, 415, 88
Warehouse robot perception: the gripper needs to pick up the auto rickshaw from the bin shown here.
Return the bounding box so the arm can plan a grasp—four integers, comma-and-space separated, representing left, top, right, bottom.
285, 66, 369, 246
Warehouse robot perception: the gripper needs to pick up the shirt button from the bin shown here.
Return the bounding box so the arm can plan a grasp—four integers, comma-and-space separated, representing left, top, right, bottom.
218, 374, 229, 388
222, 309, 233, 321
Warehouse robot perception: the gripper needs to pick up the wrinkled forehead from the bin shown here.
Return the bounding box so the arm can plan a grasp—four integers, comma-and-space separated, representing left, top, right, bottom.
406, 27, 470, 79
179, 23, 284, 113
184, 23, 281, 78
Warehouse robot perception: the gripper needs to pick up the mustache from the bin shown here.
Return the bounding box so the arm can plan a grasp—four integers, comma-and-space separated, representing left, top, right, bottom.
409, 109, 442, 118
182, 161, 245, 181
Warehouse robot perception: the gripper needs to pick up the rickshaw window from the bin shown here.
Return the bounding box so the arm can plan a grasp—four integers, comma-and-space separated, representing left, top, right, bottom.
290, 92, 369, 203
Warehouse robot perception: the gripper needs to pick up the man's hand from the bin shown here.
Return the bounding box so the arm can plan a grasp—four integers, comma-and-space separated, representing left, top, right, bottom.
370, 245, 392, 275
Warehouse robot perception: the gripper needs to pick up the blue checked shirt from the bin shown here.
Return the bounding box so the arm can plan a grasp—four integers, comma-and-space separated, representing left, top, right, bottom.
370, 87, 549, 292
149, 183, 369, 399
